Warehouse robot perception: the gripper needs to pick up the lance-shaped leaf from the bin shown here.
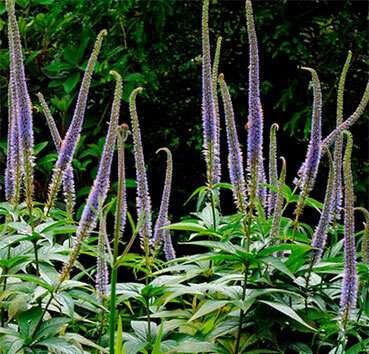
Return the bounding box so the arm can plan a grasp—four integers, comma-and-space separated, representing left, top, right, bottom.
45, 29, 107, 214
153, 148, 176, 260
129, 88, 152, 252
218, 74, 247, 213
37, 92, 76, 216
6, 0, 34, 210
311, 151, 335, 263
60, 71, 122, 282
245, 0, 265, 205
340, 131, 358, 323
201, 0, 220, 186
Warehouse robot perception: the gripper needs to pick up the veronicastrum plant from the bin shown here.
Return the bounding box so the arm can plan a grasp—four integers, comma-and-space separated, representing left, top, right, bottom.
0, 0, 369, 354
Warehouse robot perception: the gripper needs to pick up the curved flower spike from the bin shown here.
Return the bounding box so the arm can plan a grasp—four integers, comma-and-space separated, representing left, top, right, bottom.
321, 79, 369, 154
340, 131, 358, 324
60, 70, 122, 283
245, 0, 265, 206
37, 92, 76, 216
153, 147, 175, 260
219, 74, 247, 213
45, 29, 107, 215
355, 207, 369, 264
268, 123, 279, 217
202, 0, 220, 187
6, 0, 34, 210
296, 67, 322, 193
311, 151, 335, 263
129, 87, 152, 252
332, 51, 352, 221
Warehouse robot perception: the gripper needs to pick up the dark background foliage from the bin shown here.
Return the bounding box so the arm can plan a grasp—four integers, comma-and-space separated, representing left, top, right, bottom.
0, 0, 367, 218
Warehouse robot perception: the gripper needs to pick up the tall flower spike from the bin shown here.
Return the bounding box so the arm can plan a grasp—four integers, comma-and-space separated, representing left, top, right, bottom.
218, 74, 247, 213
311, 151, 335, 263
270, 157, 286, 243
96, 207, 109, 304
320, 79, 369, 154
59, 70, 122, 283
45, 29, 107, 215
340, 131, 358, 324
268, 123, 279, 217
245, 0, 265, 206
153, 148, 174, 259
332, 51, 352, 221
129, 88, 152, 251
212, 36, 222, 181
37, 93, 76, 216
296, 67, 322, 193
114, 124, 130, 247
202, 0, 220, 186
355, 207, 369, 264
5, 75, 22, 204
6, 0, 34, 210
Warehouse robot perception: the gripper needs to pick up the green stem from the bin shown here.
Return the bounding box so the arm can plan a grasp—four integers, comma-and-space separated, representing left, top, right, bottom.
234, 262, 249, 354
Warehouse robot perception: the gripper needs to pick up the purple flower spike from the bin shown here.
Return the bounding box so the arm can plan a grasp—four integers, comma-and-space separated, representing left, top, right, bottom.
245, 0, 265, 205
340, 131, 358, 324
6, 0, 34, 209
45, 29, 107, 214
202, 0, 220, 187
332, 52, 351, 221
311, 152, 335, 263
114, 124, 130, 244
60, 71, 122, 282
320, 80, 369, 155
163, 228, 176, 261
96, 209, 109, 304
153, 148, 175, 260
37, 92, 76, 216
218, 74, 247, 213
268, 123, 279, 217
296, 67, 322, 195
129, 87, 153, 252
5, 75, 22, 204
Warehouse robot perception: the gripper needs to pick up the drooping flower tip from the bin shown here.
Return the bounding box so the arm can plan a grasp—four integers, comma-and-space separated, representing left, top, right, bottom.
153, 147, 173, 249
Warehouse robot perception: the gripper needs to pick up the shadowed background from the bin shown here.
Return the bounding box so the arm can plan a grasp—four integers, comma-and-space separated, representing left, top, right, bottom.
0, 0, 367, 221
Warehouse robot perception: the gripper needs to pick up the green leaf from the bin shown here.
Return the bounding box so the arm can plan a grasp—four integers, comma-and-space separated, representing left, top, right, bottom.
37, 337, 83, 354
17, 307, 43, 339
63, 72, 81, 94
34, 141, 49, 155
258, 300, 315, 331
189, 300, 229, 321
259, 257, 295, 279
165, 221, 207, 233
34, 317, 69, 341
